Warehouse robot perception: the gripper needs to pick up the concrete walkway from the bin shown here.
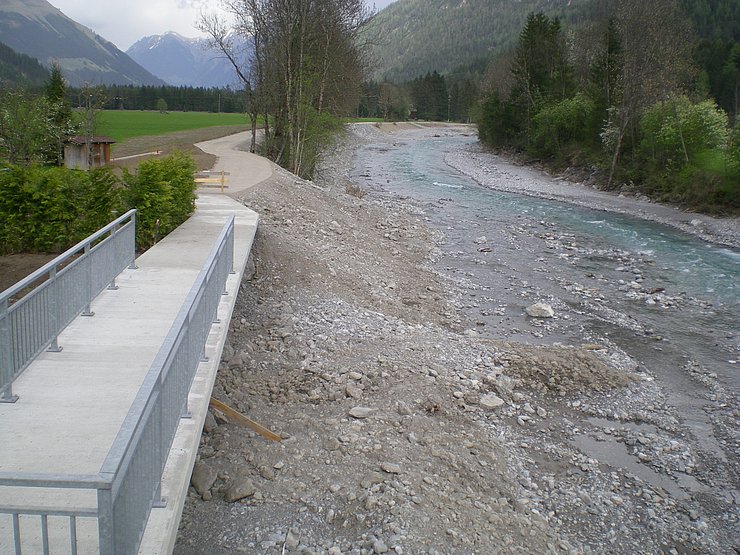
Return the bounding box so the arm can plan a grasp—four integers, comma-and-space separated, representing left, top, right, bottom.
195, 131, 274, 196
0, 131, 271, 554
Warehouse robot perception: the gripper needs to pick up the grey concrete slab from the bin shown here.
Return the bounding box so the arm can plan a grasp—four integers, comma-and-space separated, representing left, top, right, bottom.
0, 134, 265, 554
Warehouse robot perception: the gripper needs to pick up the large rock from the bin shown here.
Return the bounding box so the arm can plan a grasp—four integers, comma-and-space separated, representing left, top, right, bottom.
203, 410, 218, 433
380, 462, 402, 474
480, 393, 505, 409
349, 406, 372, 419
525, 302, 555, 318
191, 462, 217, 496
224, 476, 256, 502
227, 353, 244, 369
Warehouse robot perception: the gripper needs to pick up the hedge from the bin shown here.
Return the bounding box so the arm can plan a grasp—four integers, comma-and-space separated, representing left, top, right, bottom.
0, 151, 197, 255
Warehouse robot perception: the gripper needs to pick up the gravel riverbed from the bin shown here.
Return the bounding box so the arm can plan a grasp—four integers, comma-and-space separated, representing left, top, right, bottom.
174, 124, 738, 555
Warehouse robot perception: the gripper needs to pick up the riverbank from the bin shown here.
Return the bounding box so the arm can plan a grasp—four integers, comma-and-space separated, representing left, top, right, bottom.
174, 124, 737, 554
446, 141, 740, 250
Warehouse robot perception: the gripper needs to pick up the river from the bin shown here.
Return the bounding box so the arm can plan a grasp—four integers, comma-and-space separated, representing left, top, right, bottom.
349, 126, 739, 512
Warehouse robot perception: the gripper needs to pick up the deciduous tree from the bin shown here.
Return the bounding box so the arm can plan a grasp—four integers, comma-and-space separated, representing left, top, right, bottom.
602, 0, 696, 187
202, 0, 370, 177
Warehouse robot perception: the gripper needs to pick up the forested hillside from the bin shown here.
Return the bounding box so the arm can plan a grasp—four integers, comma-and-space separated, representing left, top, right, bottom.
0, 0, 165, 86
366, 0, 739, 88
680, 0, 739, 41
0, 41, 48, 87
364, 0, 607, 82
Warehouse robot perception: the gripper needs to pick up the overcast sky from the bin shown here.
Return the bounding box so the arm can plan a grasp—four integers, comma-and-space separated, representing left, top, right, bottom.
49, 0, 397, 51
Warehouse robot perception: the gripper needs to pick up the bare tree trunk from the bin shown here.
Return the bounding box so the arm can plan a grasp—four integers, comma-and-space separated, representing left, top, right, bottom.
607, 119, 627, 189
318, 27, 331, 114
251, 110, 258, 152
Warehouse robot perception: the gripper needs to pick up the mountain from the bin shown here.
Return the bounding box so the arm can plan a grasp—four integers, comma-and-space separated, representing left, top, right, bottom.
126, 32, 249, 88
0, 0, 166, 86
364, 0, 604, 82
0, 40, 49, 87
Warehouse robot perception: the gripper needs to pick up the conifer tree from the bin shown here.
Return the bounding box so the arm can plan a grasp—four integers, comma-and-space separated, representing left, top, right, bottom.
510, 12, 573, 143
44, 62, 75, 165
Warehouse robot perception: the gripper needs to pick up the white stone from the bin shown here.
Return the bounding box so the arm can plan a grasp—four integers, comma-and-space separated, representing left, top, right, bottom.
349, 406, 372, 419
479, 393, 505, 409
381, 462, 402, 474
525, 303, 555, 318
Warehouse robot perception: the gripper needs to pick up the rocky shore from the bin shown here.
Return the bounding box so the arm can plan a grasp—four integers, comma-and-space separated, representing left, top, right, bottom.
446, 141, 740, 250
174, 124, 738, 555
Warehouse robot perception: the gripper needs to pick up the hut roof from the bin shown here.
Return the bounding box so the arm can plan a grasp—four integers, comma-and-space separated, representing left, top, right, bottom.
67, 136, 116, 145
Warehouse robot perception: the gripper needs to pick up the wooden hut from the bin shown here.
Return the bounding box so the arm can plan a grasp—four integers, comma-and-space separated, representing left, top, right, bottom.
64, 136, 115, 170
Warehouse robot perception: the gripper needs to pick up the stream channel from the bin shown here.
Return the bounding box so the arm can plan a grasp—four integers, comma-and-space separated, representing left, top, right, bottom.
349, 129, 739, 512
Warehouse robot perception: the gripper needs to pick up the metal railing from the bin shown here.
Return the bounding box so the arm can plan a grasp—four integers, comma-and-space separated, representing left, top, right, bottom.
0, 216, 235, 554
0, 209, 137, 403
98, 215, 234, 554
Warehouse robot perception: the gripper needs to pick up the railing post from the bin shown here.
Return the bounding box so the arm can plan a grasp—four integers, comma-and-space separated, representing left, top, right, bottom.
69, 516, 78, 555
197, 312, 208, 363
0, 298, 18, 403
47, 266, 63, 353
156, 374, 170, 502
13, 514, 21, 553
107, 225, 120, 291
129, 211, 138, 270
97, 485, 114, 555
81, 243, 95, 317
41, 514, 50, 554
229, 220, 235, 275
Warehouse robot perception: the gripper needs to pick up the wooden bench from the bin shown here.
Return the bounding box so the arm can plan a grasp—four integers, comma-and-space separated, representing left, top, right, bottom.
195, 170, 230, 192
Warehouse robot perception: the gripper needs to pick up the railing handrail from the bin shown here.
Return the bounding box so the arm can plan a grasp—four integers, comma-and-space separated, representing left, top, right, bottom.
0, 209, 137, 302
0, 472, 110, 489
101, 215, 234, 478
0, 505, 98, 518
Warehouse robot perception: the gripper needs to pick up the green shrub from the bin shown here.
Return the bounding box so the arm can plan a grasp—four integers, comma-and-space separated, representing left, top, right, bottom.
667, 164, 739, 213
0, 151, 196, 254
122, 151, 196, 249
530, 93, 596, 159
639, 96, 729, 171
0, 165, 123, 254
635, 97, 737, 213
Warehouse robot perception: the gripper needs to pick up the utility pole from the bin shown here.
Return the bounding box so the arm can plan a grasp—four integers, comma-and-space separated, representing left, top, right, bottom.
86, 91, 93, 169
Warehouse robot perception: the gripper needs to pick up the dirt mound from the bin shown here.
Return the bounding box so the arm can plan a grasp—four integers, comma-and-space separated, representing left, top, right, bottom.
497, 343, 637, 395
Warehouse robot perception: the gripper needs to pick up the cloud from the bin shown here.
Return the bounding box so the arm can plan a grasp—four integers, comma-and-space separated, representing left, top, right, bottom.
50, 0, 396, 51
50, 0, 224, 50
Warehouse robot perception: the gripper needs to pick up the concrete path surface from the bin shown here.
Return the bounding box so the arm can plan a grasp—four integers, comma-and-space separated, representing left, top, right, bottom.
0, 131, 269, 554
195, 131, 274, 195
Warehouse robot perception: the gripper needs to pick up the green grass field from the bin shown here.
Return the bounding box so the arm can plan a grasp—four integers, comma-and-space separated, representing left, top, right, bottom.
97, 110, 251, 142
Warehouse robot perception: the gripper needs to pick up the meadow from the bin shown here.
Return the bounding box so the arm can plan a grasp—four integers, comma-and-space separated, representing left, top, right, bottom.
97, 110, 251, 142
